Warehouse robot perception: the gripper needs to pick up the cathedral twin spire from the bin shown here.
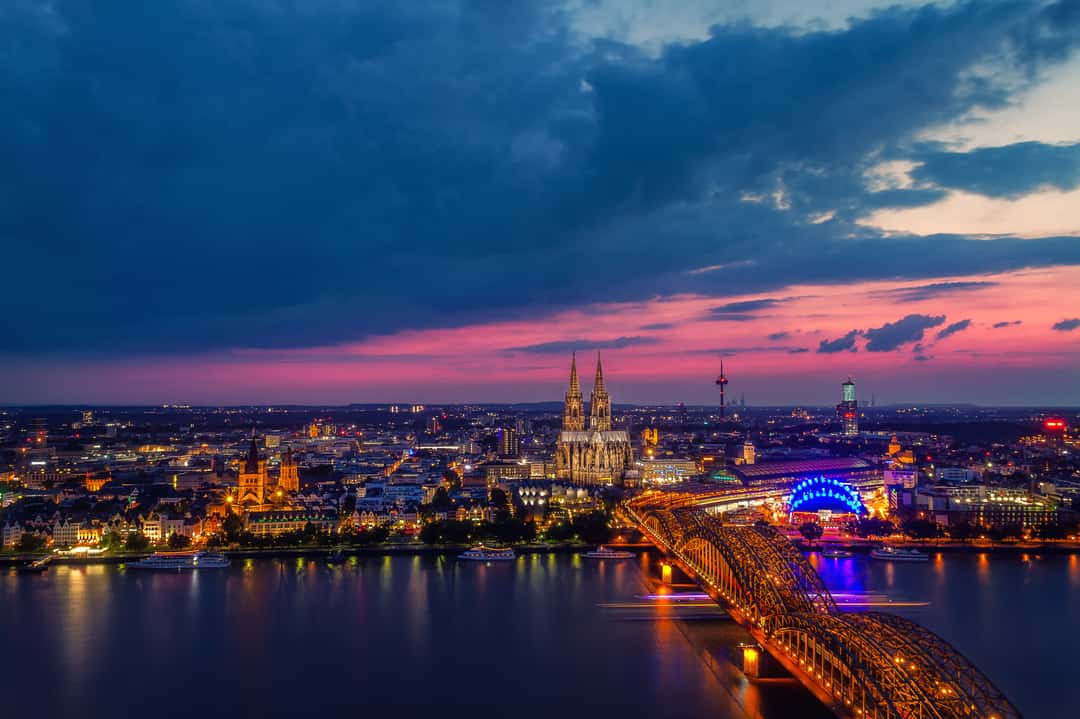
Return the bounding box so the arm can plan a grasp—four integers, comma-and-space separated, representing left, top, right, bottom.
563, 353, 611, 432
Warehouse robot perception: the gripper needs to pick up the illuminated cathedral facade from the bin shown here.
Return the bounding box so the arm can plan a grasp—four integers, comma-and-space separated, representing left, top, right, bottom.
555, 354, 633, 486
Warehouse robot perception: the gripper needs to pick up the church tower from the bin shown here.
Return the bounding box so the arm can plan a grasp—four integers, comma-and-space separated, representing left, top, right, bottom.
237, 432, 266, 506
278, 448, 299, 494
563, 353, 585, 431
589, 354, 611, 432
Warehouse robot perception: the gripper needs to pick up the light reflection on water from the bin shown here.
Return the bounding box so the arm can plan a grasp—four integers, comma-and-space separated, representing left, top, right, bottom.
813, 552, 1080, 719
2, 554, 753, 719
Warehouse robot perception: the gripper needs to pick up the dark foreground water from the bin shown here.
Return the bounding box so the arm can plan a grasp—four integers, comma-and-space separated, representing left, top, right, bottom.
3, 552, 1076, 719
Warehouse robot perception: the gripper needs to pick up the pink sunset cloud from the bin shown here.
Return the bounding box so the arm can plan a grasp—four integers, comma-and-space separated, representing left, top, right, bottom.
6, 267, 1077, 406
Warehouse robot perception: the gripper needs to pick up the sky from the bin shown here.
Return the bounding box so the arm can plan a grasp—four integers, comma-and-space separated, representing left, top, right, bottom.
1, 0, 1079, 406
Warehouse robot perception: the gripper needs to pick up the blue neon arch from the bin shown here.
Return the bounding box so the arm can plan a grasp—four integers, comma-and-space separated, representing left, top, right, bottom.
787, 475, 866, 515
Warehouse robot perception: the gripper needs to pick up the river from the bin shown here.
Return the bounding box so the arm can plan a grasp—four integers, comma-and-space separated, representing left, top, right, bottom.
1, 551, 1074, 718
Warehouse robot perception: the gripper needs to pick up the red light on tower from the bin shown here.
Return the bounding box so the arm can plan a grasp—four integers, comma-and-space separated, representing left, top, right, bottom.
1044, 419, 1066, 431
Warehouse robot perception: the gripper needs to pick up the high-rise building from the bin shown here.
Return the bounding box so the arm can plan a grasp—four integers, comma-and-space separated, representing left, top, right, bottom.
81, 410, 95, 426
837, 378, 858, 436
498, 427, 520, 457
1044, 418, 1067, 451
555, 354, 633, 486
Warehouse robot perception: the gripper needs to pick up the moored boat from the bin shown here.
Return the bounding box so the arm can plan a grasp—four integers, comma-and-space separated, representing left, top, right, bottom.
871, 545, 928, 562
584, 545, 634, 559
458, 545, 515, 561
820, 548, 855, 559
129, 551, 230, 571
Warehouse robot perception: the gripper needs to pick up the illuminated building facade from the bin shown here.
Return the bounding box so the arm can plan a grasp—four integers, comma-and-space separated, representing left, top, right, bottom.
836, 378, 858, 435
498, 427, 520, 457
278, 448, 300, 493
237, 435, 267, 506
555, 354, 633, 486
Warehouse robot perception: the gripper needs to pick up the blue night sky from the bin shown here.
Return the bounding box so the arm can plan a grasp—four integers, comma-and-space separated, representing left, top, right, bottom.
1, 1, 1078, 405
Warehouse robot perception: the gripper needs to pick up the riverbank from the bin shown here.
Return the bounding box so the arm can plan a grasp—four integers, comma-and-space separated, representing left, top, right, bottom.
0, 541, 657, 567
793, 538, 1080, 555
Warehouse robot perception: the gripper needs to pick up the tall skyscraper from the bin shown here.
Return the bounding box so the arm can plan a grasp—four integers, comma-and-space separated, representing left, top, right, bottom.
498, 427, 520, 457
837, 378, 858, 436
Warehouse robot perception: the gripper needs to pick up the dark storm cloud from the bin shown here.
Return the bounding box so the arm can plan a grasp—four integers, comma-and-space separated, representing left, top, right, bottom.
505, 336, 658, 354
911, 142, 1080, 198
992, 320, 1023, 328
935, 319, 972, 340
864, 314, 945, 351
1053, 318, 1080, 331
818, 331, 861, 354
2, 1, 1080, 356
879, 282, 998, 303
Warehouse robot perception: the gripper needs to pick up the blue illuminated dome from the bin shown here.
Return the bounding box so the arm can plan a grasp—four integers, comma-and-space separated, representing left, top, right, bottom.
787, 475, 866, 515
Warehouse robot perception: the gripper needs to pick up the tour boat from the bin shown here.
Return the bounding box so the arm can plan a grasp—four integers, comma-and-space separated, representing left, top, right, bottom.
819, 548, 855, 559
871, 545, 928, 562
129, 551, 231, 571
458, 545, 515, 561
584, 545, 635, 559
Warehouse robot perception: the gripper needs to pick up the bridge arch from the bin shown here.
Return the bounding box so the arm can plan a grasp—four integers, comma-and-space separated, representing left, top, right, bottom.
626, 501, 1024, 719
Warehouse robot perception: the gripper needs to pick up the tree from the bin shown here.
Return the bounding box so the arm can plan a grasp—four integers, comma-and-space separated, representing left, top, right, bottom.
15, 532, 47, 553
948, 521, 977, 542
901, 518, 943, 540
125, 532, 151, 552
573, 511, 612, 545
854, 517, 896, 538
545, 521, 575, 542
166, 533, 191, 549
431, 486, 454, 511
222, 511, 244, 541
442, 468, 462, 490
798, 522, 824, 544
100, 530, 126, 551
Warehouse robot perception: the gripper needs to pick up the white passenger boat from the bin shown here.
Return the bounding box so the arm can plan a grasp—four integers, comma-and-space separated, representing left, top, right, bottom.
129, 551, 231, 571
458, 545, 515, 561
584, 545, 634, 559
819, 548, 855, 559
870, 545, 928, 562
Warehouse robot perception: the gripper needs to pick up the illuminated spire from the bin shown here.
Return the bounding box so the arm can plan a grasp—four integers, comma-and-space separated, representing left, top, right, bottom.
589, 353, 611, 432
569, 352, 580, 394
563, 353, 585, 431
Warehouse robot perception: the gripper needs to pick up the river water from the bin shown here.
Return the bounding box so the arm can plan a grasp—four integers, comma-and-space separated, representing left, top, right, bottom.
2, 551, 1074, 718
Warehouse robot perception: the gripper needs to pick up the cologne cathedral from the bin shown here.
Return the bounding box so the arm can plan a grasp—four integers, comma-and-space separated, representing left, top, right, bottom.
555, 354, 633, 486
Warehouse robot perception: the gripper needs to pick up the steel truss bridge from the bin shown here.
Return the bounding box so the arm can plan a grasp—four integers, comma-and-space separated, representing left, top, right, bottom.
625, 494, 1022, 719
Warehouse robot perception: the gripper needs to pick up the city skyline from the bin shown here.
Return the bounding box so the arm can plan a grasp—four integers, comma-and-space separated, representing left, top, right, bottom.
2, 0, 1079, 405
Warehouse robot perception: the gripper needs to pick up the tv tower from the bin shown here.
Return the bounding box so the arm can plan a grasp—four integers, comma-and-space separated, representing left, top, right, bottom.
715, 360, 729, 418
